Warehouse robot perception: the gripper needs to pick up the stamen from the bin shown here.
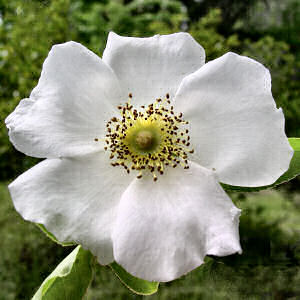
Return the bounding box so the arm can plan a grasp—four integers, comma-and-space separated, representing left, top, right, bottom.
103, 93, 193, 181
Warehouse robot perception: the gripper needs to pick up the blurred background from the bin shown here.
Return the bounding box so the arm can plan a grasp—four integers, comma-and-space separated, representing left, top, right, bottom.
0, 0, 299, 299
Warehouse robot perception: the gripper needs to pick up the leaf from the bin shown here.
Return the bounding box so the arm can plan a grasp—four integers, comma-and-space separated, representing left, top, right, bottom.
222, 138, 300, 192
36, 224, 76, 246
110, 262, 159, 295
32, 246, 94, 300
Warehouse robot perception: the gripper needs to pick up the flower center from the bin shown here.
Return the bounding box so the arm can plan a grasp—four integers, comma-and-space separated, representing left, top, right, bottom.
135, 130, 155, 151
96, 93, 194, 181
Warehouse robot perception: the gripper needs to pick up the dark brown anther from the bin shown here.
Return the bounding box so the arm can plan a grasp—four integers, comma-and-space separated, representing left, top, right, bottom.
166, 93, 170, 99
129, 93, 132, 98
111, 117, 118, 122
94, 138, 98, 141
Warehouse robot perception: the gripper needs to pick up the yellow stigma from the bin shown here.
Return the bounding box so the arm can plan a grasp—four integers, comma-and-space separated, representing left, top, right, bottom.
98, 93, 194, 181
135, 130, 155, 150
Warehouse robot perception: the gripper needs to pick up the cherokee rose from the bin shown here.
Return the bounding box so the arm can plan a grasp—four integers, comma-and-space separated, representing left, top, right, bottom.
5, 32, 293, 282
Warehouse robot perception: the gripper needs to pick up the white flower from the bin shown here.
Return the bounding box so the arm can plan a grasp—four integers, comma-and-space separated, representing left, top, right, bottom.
5, 32, 293, 282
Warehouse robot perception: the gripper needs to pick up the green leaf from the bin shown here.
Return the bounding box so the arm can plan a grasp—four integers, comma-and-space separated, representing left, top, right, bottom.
110, 262, 159, 295
36, 224, 76, 246
32, 246, 94, 300
222, 138, 300, 192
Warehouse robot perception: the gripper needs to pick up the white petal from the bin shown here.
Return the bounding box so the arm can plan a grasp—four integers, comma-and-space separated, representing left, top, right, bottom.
102, 32, 205, 106
112, 162, 241, 282
5, 41, 122, 158
175, 52, 293, 187
8, 152, 133, 264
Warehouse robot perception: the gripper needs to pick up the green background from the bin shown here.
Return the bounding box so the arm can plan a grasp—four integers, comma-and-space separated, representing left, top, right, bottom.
0, 0, 299, 299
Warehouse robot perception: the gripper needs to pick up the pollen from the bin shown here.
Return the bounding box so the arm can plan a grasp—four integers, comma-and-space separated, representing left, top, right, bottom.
102, 93, 194, 181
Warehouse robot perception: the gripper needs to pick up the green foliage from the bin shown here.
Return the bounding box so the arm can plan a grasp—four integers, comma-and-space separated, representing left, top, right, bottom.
72, 0, 185, 53
110, 262, 159, 295
222, 138, 300, 192
36, 224, 76, 247
189, 9, 241, 61
237, 0, 300, 55
32, 246, 94, 300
